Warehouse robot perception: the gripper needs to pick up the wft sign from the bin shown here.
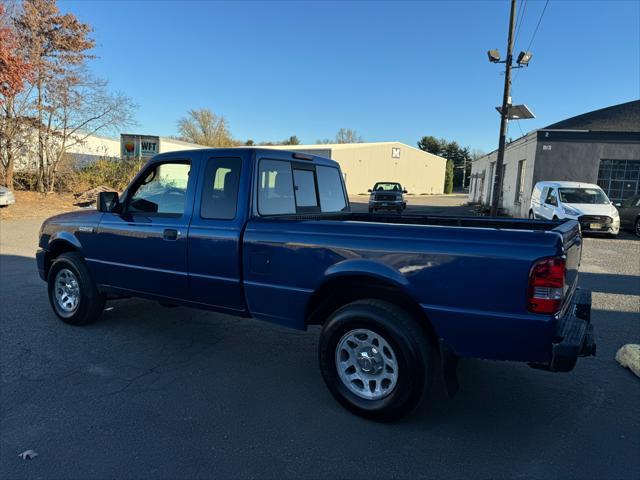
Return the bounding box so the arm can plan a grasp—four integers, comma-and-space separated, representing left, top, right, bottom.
121, 134, 160, 159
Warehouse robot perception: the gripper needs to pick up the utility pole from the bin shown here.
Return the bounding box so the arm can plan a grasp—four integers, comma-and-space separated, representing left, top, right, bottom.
462, 155, 467, 190
490, 0, 517, 216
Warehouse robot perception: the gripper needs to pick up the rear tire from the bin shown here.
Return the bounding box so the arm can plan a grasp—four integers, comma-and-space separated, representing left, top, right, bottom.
48, 252, 105, 325
318, 299, 433, 421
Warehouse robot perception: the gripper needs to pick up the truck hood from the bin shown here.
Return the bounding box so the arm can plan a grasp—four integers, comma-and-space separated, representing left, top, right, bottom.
43, 209, 103, 225
563, 203, 617, 217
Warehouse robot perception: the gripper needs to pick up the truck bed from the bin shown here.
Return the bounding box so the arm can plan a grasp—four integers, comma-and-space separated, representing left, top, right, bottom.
263, 212, 580, 242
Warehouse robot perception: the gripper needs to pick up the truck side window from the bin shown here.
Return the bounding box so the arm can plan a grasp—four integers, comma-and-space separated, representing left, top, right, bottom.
258, 159, 295, 215
293, 169, 318, 207
128, 162, 190, 215
200, 157, 241, 220
316, 166, 347, 212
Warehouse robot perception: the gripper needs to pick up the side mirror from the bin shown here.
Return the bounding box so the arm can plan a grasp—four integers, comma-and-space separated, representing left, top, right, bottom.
614, 202, 621, 208
368, 189, 372, 193
402, 189, 408, 194
98, 191, 119, 212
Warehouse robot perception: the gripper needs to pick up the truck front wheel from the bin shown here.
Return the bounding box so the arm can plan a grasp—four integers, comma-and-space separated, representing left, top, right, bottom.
48, 252, 105, 326
318, 299, 433, 421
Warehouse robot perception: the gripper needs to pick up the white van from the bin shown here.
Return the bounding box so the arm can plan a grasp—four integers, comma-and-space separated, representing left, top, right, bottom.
529, 181, 620, 236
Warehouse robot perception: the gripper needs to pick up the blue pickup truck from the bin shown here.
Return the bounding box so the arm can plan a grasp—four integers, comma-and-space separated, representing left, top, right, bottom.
37, 148, 595, 420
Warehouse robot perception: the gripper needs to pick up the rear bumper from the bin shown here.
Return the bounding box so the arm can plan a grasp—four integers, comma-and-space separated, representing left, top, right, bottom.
532, 288, 596, 372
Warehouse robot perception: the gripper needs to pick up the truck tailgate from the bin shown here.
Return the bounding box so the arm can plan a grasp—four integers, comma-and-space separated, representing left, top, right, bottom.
553, 220, 582, 303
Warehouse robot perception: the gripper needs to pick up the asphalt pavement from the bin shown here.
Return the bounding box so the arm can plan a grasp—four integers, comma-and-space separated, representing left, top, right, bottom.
1, 198, 639, 480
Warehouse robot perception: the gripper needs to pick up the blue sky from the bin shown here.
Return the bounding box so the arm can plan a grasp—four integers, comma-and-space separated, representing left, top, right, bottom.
60, 0, 639, 152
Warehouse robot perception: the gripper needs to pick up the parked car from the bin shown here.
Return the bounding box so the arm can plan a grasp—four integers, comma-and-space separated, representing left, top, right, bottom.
0, 186, 16, 207
529, 181, 620, 236
37, 149, 595, 420
368, 181, 407, 213
615, 194, 640, 237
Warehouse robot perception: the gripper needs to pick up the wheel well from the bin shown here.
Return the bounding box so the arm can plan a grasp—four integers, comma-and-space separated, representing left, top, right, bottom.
45, 241, 78, 279
305, 275, 438, 345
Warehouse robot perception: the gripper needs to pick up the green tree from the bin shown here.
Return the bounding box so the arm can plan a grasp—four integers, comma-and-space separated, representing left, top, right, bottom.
418, 136, 473, 190
417, 135, 444, 156
444, 159, 454, 194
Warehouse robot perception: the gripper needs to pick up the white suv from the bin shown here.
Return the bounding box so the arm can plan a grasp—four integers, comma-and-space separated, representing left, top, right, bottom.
529, 181, 620, 236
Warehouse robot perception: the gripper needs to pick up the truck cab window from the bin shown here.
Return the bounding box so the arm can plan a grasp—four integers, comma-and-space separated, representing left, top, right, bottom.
200, 157, 241, 219
128, 162, 190, 215
258, 159, 295, 215
316, 166, 347, 212
293, 169, 318, 207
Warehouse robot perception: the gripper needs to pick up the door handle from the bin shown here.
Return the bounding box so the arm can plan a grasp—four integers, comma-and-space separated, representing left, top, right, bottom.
163, 229, 179, 241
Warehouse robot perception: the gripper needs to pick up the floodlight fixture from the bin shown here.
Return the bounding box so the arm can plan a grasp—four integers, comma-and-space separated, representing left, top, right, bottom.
517, 51, 533, 66
487, 49, 501, 63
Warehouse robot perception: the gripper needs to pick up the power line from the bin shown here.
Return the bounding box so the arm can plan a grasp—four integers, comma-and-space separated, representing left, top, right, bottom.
525, 0, 550, 52
513, 0, 550, 85
513, 0, 528, 49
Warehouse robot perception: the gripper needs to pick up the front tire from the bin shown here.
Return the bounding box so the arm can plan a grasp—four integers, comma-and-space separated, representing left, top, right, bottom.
635, 217, 640, 237
319, 299, 433, 421
48, 252, 105, 325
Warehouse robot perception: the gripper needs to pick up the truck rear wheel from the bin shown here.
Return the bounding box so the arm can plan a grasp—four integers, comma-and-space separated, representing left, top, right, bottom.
318, 299, 433, 421
48, 252, 105, 326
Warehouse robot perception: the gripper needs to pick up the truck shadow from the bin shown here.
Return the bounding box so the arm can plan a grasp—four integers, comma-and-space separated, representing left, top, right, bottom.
580, 272, 640, 296
1, 252, 636, 440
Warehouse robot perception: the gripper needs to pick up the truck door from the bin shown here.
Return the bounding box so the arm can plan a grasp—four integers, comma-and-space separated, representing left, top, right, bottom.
92, 158, 194, 298
187, 153, 248, 313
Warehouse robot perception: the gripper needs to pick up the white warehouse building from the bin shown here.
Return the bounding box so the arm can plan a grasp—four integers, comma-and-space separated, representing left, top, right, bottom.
261, 142, 447, 195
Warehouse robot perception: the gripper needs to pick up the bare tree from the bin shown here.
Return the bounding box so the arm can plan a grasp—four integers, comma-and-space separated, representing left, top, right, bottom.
177, 108, 235, 147
335, 128, 362, 144
316, 129, 363, 145
41, 70, 136, 191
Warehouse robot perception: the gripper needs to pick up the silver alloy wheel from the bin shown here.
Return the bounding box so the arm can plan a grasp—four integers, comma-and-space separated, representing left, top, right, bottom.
54, 268, 80, 314
335, 328, 399, 400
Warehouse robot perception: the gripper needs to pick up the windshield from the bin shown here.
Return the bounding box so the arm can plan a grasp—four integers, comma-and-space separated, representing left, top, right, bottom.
558, 187, 609, 204
373, 182, 402, 192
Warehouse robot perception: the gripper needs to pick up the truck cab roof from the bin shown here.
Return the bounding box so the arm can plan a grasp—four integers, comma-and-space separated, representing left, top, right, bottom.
150, 147, 340, 169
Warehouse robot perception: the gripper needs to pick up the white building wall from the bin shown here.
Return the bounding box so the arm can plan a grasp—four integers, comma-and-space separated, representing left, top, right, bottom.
158, 137, 207, 153
469, 132, 538, 217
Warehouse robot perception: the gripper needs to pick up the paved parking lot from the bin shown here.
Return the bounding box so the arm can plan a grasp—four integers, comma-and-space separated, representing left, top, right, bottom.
1, 198, 639, 479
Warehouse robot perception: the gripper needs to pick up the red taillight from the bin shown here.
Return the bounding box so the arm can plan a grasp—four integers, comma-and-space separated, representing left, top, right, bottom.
528, 257, 566, 314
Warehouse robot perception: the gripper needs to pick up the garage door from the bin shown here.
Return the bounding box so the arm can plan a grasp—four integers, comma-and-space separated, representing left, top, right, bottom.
597, 159, 640, 203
